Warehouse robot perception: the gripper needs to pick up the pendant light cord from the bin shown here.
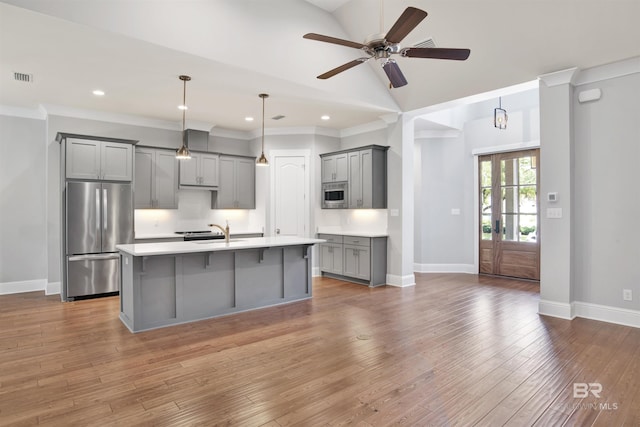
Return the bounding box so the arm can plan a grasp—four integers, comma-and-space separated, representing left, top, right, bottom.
261, 94, 265, 151
182, 78, 187, 132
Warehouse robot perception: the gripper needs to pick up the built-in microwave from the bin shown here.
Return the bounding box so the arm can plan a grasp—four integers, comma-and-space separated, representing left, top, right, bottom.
322, 182, 348, 209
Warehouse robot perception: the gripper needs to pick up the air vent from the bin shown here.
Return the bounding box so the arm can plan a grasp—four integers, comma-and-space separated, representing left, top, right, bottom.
271, 115, 285, 120
413, 37, 436, 49
13, 72, 34, 83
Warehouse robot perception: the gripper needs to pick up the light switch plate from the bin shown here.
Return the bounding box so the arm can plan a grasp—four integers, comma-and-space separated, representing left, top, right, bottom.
547, 207, 563, 219
390, 209, 399, 217
451, 208, 461, 215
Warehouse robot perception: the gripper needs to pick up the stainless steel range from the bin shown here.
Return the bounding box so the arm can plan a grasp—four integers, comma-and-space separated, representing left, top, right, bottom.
176, 231, 225, 241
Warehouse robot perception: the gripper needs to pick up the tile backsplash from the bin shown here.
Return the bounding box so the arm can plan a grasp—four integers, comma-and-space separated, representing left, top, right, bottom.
135, 189, 264, 235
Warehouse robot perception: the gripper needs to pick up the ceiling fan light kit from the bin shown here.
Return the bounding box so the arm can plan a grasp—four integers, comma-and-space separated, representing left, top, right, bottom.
303, 6, 470, 88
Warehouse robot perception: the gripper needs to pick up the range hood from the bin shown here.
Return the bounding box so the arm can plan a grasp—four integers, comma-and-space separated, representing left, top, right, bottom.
184, 129, 209, 152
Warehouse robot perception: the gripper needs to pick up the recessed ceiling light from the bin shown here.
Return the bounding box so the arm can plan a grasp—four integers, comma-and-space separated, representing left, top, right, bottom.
92, 89, 105, 96
178, 105, 188, 110
321, 115, 330, 120
245, 117, 254, 122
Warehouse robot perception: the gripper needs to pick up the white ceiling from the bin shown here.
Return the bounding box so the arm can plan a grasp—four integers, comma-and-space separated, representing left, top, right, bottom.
1, 0, 639, 134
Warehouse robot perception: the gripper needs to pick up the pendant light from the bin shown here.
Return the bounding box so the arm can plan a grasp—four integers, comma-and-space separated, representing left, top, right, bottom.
175, 75, 192, 159
256, 93, 269, 166
494, 96, 508, 130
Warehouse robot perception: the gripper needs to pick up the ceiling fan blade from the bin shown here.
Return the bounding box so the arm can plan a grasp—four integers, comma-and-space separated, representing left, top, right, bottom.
317, 58, 369, 79
385, 7, 428, 44
382, 59, 408, 88
402, 47, 471, 60
303, 33, 367, 50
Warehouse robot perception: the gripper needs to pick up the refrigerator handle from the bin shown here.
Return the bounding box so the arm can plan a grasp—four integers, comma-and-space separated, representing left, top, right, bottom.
95, 188, 100, 231
103, 188, 108, 231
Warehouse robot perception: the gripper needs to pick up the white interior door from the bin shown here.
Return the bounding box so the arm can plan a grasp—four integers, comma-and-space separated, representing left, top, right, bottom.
273, 155, 307, 237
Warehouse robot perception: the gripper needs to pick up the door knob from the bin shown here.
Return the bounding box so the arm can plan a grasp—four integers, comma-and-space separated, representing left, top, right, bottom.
276, 228, 280, 235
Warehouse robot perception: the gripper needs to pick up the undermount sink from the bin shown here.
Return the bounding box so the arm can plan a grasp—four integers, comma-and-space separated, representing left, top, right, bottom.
194, 239, 245, 244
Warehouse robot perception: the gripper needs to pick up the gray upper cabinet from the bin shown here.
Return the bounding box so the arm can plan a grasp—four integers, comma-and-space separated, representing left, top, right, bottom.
321, 153, 348, 183
179, 152, 219, 188
213, 155, 255, 209
321, 145, 388, 209
66, 138, 133, 181
135, 148, 178, 209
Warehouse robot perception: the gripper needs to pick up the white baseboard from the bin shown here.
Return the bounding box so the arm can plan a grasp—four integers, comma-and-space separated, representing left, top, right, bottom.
414, 263, 476, 274
312, 267, 321, 277
538, 299, 574, 320
572, 301, 640, 328
46, 282, 61, 295
386, 273, 415, 287
539, 299, 640, 328
0, 279, 47, 295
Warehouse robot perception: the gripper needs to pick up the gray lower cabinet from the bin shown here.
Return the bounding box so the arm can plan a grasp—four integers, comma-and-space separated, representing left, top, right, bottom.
179, 152, 219, 188
119, 245, 313, 332
66, 138, 133, 181
135, 147, 178, 209
320, 243, 343, 275
213, 155, 255, 209
318, 234, 387, 287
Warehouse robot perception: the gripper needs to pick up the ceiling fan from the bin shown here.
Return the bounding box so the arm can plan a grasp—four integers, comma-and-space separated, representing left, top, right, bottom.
303, 6, 470, 88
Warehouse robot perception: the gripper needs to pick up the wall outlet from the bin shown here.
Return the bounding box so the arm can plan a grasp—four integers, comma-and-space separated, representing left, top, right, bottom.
623, 289, 632, 301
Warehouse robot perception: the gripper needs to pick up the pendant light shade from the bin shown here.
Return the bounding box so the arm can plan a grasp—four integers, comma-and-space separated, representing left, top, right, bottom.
176, 75, 192, 159
256, 93, 269, 167
494, 96, 508, 130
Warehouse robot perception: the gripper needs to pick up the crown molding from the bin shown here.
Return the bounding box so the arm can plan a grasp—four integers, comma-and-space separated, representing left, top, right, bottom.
210, 127, 251, 140
574, 56, 640, 86
538, 67, 579, 87
0, 104, 47, 120
247, 126, 340, 139
339, 119, 387, 138
414, 129, 461, 140
41, 104, 183, 130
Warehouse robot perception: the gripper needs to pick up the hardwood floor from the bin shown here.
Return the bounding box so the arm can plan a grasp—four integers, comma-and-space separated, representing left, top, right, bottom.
1, 274, 639, 426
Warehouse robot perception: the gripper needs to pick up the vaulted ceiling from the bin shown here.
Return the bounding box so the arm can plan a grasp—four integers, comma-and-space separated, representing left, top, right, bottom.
1, 0, 638, 133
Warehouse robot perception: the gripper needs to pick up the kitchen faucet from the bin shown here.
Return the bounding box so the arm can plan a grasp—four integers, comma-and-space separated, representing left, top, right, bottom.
208, 221, 230, 243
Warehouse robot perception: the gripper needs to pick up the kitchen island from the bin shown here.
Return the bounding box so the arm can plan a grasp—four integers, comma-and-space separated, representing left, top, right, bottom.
116, 237, 324, 332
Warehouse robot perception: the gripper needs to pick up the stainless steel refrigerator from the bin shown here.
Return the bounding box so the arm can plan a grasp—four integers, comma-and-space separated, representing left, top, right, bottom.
65, 181, 133, 299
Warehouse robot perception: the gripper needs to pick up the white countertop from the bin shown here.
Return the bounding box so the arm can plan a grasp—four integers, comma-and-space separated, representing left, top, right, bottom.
117, 236, 325, 256
316, 230, 388, 238
134, 230, 264, 240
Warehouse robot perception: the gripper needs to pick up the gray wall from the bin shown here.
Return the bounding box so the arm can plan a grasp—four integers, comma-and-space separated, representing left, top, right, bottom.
572, 72, 640, 310
0, 115, 47, 284
415, 90, 540, 269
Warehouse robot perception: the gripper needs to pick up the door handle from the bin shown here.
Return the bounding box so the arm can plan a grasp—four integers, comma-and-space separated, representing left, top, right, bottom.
103, 188, 108, 231
276, 228, 280, 235
95, 188, 100, 231
494, 219, 500, 234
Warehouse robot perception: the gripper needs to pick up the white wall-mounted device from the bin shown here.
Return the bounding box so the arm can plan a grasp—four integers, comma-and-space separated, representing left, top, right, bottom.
578, 88, 602, 103
547, 192, 558, 202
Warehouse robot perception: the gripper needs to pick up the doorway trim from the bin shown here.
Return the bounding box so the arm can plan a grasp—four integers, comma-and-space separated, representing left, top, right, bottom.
268, 149, 311, 237
471, 140, 540, 274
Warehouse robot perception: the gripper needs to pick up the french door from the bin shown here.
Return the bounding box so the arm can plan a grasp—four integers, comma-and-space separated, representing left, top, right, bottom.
479, 149, 540, 280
